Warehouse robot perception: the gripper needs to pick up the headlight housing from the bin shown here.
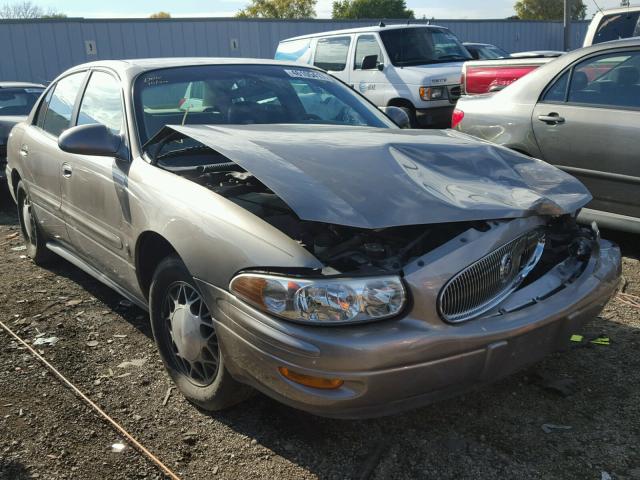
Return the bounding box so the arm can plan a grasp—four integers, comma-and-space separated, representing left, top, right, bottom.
419, 86, 446, 101
229, 273, 406, 325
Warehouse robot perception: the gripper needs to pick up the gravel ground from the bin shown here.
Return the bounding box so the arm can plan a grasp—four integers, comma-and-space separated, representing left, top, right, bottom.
1, 188, 639, 480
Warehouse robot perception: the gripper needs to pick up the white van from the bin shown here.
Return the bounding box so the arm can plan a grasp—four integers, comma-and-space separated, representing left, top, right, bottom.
275, 24, 471, 128
583, 6, 640, 47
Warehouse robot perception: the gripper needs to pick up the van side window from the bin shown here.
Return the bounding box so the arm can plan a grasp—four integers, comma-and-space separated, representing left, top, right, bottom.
41, 72, 86, 137
314, 36, 351, 72
354, 35, 383, 69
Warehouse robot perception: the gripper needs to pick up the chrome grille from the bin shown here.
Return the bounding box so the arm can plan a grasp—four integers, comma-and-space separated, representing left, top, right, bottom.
438, 230, 545, 323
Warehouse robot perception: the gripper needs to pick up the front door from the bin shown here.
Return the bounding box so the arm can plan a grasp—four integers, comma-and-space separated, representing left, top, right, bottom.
532, 48, 640, 218
60, 69, 137, 291
349, 34, 387, 105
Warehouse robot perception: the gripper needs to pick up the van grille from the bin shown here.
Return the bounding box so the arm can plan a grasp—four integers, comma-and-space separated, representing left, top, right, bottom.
438, 230, 545, 323
448, 85, 462, 103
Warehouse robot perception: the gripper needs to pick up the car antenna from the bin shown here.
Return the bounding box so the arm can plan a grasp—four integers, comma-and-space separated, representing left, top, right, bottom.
378, 21, 385, 27
590, 0, 603, 14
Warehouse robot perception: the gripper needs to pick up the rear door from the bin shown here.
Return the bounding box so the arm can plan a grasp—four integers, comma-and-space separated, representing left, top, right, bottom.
532, 48, 640, 218
313, 35, 352, 84
19, 72, 87, 243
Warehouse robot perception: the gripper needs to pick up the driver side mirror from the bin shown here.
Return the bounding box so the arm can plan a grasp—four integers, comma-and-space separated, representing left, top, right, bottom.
58, 123, 123, 157
361, 54, 383, 71
380, 106, 411, 129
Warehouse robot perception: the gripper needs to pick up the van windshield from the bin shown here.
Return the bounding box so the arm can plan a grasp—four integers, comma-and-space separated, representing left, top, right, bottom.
379, 27, 471, 66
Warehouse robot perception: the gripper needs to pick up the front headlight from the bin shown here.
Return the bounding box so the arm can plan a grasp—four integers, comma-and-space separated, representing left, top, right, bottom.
229, 273, 406, 325
419, 86, 446, 101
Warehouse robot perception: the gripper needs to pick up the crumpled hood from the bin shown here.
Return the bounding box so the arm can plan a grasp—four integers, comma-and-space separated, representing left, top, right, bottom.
161, 124, 591, 229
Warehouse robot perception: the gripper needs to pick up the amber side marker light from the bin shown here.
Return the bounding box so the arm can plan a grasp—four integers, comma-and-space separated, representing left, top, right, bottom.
278, 367, 344, 390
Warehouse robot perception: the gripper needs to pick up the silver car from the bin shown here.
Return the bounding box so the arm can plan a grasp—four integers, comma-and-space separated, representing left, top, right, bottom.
6, 58, 620, 418
454, 38, 640, 234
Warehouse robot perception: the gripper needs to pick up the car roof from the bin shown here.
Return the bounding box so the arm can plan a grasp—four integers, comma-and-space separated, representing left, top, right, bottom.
280, 24, 446, 42
462, 42, 494, 47
0, 82, 45, 89
60, 57, 324, 81
582, 36, 640, 51
595, 5, 640, 16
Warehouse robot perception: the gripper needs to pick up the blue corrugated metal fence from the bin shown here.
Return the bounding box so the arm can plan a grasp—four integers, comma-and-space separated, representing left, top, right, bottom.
0, 17, 589, 83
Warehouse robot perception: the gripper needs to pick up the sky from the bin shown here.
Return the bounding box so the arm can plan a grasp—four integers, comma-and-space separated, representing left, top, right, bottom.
40, 0, 628, 19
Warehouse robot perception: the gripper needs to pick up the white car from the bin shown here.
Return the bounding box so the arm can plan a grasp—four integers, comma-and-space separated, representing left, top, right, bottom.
276, 24, 471, 128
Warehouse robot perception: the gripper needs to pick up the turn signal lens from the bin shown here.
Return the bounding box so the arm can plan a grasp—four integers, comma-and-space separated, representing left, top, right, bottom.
229, 273, 406, 325
452, 108, 465, 128
278, 367, 344, 390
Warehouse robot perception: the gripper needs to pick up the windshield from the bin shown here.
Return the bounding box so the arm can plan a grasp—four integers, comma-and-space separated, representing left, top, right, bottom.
379, 27, 471, 66
0, 87, 44, 116
594, 12, 640, 44
134, 64, 392, 144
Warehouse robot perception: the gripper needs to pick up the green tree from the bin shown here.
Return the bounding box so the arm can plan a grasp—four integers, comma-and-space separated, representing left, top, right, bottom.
150, 11, 171, 18
332, 0, 414, 19
236, 0, 316, 18
514, 0, 587, 20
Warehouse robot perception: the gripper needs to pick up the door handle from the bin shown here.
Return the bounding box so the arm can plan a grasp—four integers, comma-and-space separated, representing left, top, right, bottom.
19, 145, 29, 157
538, 113, 565, 125
62, 163, 72, 178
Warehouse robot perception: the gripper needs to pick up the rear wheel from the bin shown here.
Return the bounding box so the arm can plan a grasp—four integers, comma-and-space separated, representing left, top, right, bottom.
149, 255, 251, 410
16, 180, 54, 265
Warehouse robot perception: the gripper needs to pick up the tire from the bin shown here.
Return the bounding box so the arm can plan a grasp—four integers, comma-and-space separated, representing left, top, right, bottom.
16, 180, 54, 265
400, 106, 419, 128
149, 255, 252, 411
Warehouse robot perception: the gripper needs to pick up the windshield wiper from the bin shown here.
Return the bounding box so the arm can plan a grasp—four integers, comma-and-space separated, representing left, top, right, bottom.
155, 145, 211, 161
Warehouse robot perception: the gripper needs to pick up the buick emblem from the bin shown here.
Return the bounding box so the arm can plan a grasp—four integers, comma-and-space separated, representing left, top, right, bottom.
499, 253, 513, 281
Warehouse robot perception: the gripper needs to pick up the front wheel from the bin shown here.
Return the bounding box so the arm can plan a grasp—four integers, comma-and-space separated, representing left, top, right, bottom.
149, 255, 251, 411
16, 180, 54, 265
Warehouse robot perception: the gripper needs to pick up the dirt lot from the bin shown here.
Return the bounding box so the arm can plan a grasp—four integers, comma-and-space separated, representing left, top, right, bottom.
1, 188, 639, 480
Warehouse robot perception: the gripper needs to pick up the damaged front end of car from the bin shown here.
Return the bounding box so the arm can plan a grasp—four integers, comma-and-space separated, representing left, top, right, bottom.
143, 124, 608, 327
140, 123, 620, 417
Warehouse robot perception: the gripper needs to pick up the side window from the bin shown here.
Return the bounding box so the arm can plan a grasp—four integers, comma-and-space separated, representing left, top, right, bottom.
34, 88, 54, 128
543, 70, 570, 102
314, 36, 351, 72
41, 72, 86, 137
354, 35, 383, 69
567, 51, 640, 108
77, 71, 124, 134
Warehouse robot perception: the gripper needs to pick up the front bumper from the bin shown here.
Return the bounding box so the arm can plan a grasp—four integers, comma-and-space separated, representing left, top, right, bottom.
196, 238, 620, 419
